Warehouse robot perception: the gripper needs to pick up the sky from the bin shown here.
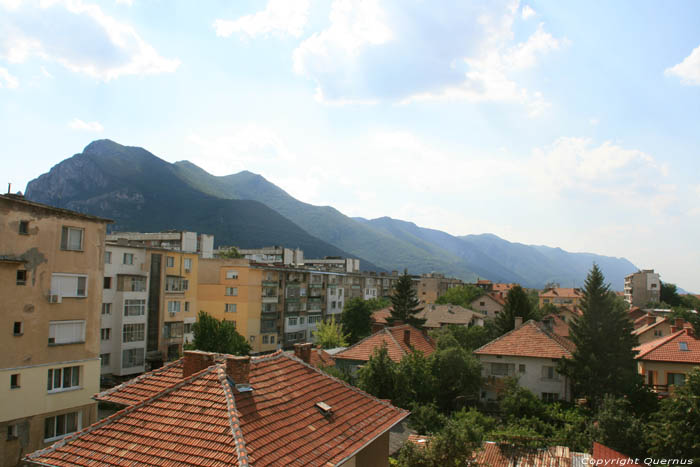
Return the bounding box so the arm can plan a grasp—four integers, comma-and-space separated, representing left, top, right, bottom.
1, 0, 699, 292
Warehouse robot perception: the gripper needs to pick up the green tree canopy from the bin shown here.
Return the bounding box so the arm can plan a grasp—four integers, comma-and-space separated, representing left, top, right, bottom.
435, 284, 484, 308
660, 281, 682, 307
430, 345, 482, 412
340, 297, 373, 344
589, 395, 648, 459
312, 316, 349, 349
365, 297, 391, 311
493, 285, 537, 336
191, 311, 251, 355
356, 343, 398, 400
431, 324, 496, 352
388, 270, 425, 327
559, 264, 640, 408
217, 246, 244, 259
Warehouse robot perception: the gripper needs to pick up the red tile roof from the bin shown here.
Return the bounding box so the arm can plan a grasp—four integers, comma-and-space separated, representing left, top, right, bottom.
28, 351, 408, 467
474, 320, 575, 359
310, 348, 336, 368
334, 324, 436, 363
492, 283, 518, 293
592, 442, 641, 465
632, 316, 667, 336
95, 358, 184, 405
373, 306, 484, 329
539, 288, 583, 299
371, 307, 392, 325
634, 328, 700, 363
542, 313, 570, 338
407, 434, 431, 449
474, 441, 589, 465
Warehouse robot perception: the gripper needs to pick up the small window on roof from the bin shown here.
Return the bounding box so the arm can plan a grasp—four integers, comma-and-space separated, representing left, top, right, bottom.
679, 342, 689, 351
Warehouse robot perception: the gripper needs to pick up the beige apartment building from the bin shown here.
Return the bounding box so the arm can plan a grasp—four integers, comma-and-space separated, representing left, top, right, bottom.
0, 194, 110, 466
624, 269, 661, 307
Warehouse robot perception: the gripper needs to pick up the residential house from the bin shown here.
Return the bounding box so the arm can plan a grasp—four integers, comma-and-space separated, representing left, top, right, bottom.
634, 325, 699, 397
541, 313, 571, 338
334, 324, 436, 374
538, 287, 583, 308
26, 348, 409, 466
492, 283, 518, 295
372, 305, 484, 330
0, 194, 110, 467
624, 269, 661, 307
632, 315, 677, 345
474, 318, 575, 402
474, 279, 494, 292
284, 343, 336, 368
469, 293, 505, 319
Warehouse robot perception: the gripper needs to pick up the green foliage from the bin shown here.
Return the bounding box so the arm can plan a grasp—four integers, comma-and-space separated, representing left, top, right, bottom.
312, 317, 349, 348
680, 293, 700, 310
366, 297, 391, 311
499, 378, 546, 421
394, 351, 436, 407
493, 285, 537, 336
435, 284, 484, 308
431, 324, 494, 351
589, 395, 648, 459
539, 302, 560, 317
389, 270, 426, 327
670, 307, 700, 334
357, 343, 398, 400
430, 346, 482, 412
646, 367, 700, 462
559, 264, 641, 408
406, 402, 447, 434
341, 297, 373, 344
192, 311, 251, 355
660, 282, 682, 307
318, 364, 352, 384
217, 246, 243, 258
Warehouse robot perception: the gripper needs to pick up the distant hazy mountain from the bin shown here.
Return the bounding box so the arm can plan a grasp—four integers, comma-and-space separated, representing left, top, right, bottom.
25, 139, 638, 289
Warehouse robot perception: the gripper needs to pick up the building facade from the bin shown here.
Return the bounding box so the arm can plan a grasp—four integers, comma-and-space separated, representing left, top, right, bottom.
624, 269, 661, 307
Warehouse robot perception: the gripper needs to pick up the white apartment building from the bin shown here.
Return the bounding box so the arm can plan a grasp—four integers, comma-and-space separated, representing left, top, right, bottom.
100, 244, 149, 376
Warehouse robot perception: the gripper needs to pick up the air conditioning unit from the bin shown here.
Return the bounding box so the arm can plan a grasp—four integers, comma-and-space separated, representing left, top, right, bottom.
48, 294, 62, 304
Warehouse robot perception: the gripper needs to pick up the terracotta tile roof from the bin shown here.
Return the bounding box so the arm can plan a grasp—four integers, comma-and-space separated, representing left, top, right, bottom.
634, 328, 700, 363
334, 324, 436, 363
373, 306, 484, 329
371, 307, 392, 325
310, 348, 336, 367
560, 305, 583, 317
632, 316, 667, 336
492, 283, 518, 293
95, 358, 184, 405
539, 288, 583, 299
27, 351, 409, 467
474, 320, 575, 359
407, 434, 431, 449
592, 442, 641, 465
542, 313, 570, 338
474, 441, 590, 466
476, 279, 492, 285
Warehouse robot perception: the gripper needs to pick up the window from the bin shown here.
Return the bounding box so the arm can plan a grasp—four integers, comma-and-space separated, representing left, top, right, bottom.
225, 287, 238, 296
184, 301, 190, 312
50, 274, 88, 298
47, 366, 80, 392
168, 301, 181, 313
249, 336, 255, 343
679, 342, 689, 351
60, 227, 83, 251
668, 373, 686, 386
270, 335, 275, 344
123, 323, 145, 342
183, 323, 193, 334
165, 275, 188, 292
101, 303, 112, 315
16, 270, 27, 285
541, 366, 559, 381
654, 329, 663, 337
166, 256, 174, 267
263, 335, 269, 344
299, 317, 306, 325
480, 301, 485, 306
19, 220, 29, 235
101, 328, 111, 341
122, 348, 145, 368
184, 258, 192, 272
49, 320, 86, 345
331, 301, 336, 309
104, 251, 111, 264
10, 374, 20, 389
338, 289, 343, 297
542, 393, 559, 403
288, 317, 297, 326
118, 275, 147, 292
309, 315, 322, 324
519, 364, 526, 373
226, 270, 238, 279
225, 303, 237, 313
163, 322, 184, 339
100, 353, 110, 367
123, 253, 134, 265
103, 277, 112, 289
13, 321, 23, 336
44, 411, 80, 441
7, 424, 18, 441
490, 363, 514, 376
124, 299, 146, 316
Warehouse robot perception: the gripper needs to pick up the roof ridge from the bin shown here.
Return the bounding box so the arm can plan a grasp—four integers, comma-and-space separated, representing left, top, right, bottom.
632, 318, 667, 335
474, 320, 538, 354
215, 366, 250, 467
27, 363, 219, 462
335, 326, 392, 358
635, 328, 689, 359
94, 357, 183, 400
386, 327, 409, 356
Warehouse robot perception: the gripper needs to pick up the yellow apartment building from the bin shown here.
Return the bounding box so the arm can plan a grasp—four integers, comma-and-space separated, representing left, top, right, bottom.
0, 194, 110, 467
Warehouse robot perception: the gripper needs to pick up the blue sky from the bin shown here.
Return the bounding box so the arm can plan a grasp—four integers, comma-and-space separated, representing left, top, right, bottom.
2, 0, 699, 292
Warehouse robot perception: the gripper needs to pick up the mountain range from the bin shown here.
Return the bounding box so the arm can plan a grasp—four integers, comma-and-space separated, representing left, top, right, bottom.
25, 140, 638, 290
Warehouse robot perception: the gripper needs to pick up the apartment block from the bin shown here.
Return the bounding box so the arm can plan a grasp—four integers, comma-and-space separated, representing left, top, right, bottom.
233, 245, 304, 266
0, 194, 110, 466
416, 272, 464, 303
108, 231, 214, 258
624, 269, 661, 307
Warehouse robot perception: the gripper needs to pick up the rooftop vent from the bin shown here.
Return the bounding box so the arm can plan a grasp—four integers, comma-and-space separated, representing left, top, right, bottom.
315, 401, 333, 417
235, 382, 254, 393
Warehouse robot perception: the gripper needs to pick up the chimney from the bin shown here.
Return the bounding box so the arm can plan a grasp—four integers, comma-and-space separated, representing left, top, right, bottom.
183, 350, 215, 377
646, 315, 656, 326
226, 355, 251, 384
392, 320, 404, 327
675, 318, 685, 328
514, 317, 523, 329
671, 325, 679, 333
403, 329, 411, 346
294, 342, 312, 364
371, 322, 385, 334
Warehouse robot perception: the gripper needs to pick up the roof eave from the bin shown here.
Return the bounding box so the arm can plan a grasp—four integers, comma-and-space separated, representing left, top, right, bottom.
332, 413, 410, 467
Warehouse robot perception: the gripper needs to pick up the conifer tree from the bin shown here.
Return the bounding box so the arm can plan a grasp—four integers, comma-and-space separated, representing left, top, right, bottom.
388, 269, 425, 327
559, 264, 640, 408
493, 285, 536, 336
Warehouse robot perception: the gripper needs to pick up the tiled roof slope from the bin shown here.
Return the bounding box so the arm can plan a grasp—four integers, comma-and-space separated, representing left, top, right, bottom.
475, 441, 590, 466
542, 313, 570, 338
33, 352, 408, 467
474, 320, 575, 359
371, 306, 484, 328
634, 328, 700, 363
591, 442, 641, 466
335, 324, 435, 363
95, 358, 184, 405
309, 348, 335, 367
539, 288, 583, 299
631, 316, 666, 336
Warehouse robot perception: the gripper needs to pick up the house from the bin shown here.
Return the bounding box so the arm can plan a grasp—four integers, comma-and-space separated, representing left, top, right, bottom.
591, 442, 641, 466
541, 313, 571, 338
0, 194, 111, 467
25, 347, 408, 466
469, 293, 505, 319
632, 315, 678, 345
492, 283, 518, 295
372, 305, 484, 329
474, 318, 575, 402
334, 325, 436, 374
538, 287, 583, 308
283, 344, 336, 368
557, 304, 583, 324
474, 441, 590, 465
634, 326, 699, 397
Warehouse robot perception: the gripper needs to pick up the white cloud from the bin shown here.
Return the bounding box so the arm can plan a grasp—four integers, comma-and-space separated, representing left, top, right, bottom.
0, 66, 19, 88
665, 44, 700, 85
0, 0, 180, 81
40, 65, 52, 78
213, 0, 310, 39
68, 118, 103, 131
293, 0, 567, 113
521, 5, 536, 20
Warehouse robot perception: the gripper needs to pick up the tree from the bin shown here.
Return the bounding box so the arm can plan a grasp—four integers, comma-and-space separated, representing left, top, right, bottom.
394, 350, 435, 407
430, 345, 482, 412
356, 343, 398, 400
646, 367, 700, 462
589, 395, 648, 459
388, 269, 425, 327
431, 324, 495, 352
218, 246, 243, 259
312, 317, 349, 348
340, 297, 373, 344
192, 311, 251, 355
559, 264, 640, 408
660, 282, 682, 307
435, 284, 484, 308
366, 297, 391, 311
493, 285, 536, 336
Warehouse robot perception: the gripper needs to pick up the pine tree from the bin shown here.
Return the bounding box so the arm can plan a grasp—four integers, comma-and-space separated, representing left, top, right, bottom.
559, 264, 640, 408
493, 285, 536, 336
388, 269, 425, 327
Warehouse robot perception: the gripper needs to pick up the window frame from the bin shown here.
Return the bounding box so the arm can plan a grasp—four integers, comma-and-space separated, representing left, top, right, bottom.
124, 299, 146, 317
122, 348, 145, 368
10, 373, 20, 389
49, 320, 86, 345
44, 411, 81, 442
100, 328, 111, 341
123, 253, 134, 265
122, 323, 145, 343
225, 303, 237, 313
47, 366, 81, 393
60, 226, 84, 251
16, 270, 27, 286
13, 321, 23, 336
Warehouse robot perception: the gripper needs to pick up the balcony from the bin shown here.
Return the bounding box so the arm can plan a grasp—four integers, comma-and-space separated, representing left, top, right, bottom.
262, 296, 278, 304
262, 281, 278, 287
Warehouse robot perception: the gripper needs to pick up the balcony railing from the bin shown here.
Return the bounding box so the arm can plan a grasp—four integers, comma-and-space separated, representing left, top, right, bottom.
262, 296, 278, 304
262, 281, 278, 287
